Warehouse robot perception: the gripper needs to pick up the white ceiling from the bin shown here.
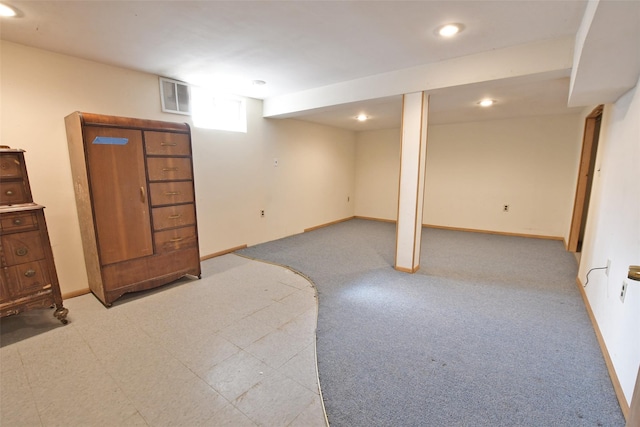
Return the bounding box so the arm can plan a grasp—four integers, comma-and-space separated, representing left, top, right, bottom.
293, 74, 582, 131
1, 1, 636, 130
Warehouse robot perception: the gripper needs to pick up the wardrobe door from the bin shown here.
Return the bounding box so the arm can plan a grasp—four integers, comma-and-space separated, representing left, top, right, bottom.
84, 127, 153, 265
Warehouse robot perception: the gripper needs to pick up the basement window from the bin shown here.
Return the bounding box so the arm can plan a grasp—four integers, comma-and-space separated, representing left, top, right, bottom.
191, 87, 247, 133
159, 77, 191, 115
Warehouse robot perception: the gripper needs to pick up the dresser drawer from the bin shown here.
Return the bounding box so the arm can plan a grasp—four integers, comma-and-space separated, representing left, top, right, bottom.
152, 204, 196, 231
154, 226, 198, 254
0, 154, 23, 179
0, 211, 38, 233
149, 182, 194, 206
147, 157, 193, 182
1, 230, 45, 266
0, 181, 29, 205
144, 132, 191, 156
2, 260, 52, 297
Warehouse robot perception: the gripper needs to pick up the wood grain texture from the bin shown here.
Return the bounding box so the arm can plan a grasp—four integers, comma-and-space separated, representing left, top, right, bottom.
79, 112, 189, 132
84, 126, 153, 265
65, 112, 106, 302
0, 149, 33, 205
568, 106, 603, 252
144, 131, 191, 156
152, 204, 196, 231
0, 173, 67, 324
147, 157, 193, 182
65, 112, 201, 306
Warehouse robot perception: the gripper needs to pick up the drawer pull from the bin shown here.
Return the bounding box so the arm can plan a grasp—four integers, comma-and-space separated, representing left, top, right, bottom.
164, 191, 181, 196
161, 142, 177, 146
140, 187, 146, 203
13, 218, 23, 225
170, 237, 184, 242
5, 190, 14, 196
24, 269, 36, 278
168, 214, 182, 219
15, 247, 28, 256
162, 167, 179, 172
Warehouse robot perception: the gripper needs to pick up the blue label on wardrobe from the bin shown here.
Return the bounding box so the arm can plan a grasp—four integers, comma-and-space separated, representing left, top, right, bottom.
92, 137, 129, 145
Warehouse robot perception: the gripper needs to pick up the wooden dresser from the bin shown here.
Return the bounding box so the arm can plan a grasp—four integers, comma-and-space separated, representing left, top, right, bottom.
65, 112, 201, 306
0, 147, 68, 324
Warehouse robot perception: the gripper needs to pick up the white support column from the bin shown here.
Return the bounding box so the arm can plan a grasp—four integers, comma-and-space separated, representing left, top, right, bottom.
395, 92, 429, 273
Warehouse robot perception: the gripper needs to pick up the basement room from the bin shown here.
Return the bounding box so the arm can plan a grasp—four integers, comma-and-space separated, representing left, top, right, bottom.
0, 1, 638, 426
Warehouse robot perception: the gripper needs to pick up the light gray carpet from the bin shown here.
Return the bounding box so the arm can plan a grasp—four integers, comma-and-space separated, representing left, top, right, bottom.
238, 218, 624, 426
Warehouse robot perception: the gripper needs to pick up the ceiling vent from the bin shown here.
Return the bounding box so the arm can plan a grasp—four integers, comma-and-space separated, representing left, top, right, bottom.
159, 77, 191, 115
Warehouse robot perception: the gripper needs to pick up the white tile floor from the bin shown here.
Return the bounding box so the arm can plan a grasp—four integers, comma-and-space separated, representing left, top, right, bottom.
0, 254, 327, 427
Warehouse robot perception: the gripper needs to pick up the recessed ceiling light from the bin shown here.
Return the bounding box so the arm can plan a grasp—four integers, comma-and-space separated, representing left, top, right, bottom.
478, 99, 495, 107
0, 3, 18, 17
437, 23, 464, 38
356, 114, 368, 122
252, 80, 266, 86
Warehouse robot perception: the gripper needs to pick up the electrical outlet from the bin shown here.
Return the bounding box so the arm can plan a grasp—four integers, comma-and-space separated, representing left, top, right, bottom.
274, 158, 279, 167
620, 281, 628, 302
503, 205, 509, 212
606, 259, 611, 276
260, 210, 265, 217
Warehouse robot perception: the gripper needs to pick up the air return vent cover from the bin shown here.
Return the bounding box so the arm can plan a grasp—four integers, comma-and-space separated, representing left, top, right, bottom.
159, 77, 191, 115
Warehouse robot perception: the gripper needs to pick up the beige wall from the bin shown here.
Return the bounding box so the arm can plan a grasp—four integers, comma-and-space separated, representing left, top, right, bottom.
1, 41, 356, 296
195, 111, 356, 252
354, 128, 400, 220
355, 115, 583, 238
577, 79, 640, 404
425, 116, 583, 238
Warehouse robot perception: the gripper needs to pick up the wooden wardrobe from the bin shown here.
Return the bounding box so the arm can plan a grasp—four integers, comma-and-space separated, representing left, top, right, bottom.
65, 112, 201, 306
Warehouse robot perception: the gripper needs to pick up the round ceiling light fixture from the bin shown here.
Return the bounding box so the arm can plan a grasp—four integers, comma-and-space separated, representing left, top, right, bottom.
356, 114, 368, 122
478, 98, 495, 107
0, 2, 18, 17
437, 23, 464, 38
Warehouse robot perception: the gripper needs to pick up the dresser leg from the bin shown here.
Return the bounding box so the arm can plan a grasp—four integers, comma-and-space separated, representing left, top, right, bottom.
54, 306, 69, 324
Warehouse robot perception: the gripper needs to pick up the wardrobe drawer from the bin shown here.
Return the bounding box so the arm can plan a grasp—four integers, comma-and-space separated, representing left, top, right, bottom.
149, 182, 194, 206
0, 211, 38, 234
144, 132, 191, 156
154, 226, 198, 254
0, 181, 29, 205
0, 154, 23, 179
147, 157, 193, 182
152, 204, 196, 231
1, 230, 45, 266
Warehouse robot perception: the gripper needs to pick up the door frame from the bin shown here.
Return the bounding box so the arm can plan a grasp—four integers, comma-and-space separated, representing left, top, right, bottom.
567, 105, 603, 252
